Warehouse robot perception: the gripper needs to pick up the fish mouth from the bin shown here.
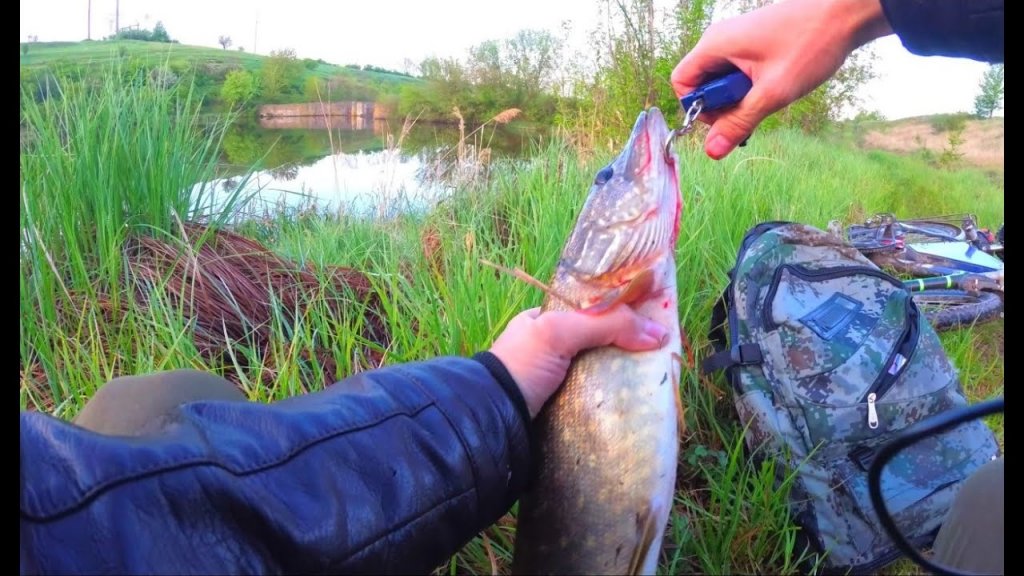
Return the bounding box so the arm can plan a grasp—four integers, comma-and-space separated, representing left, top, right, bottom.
623, 107, 675, 178
620, 107, 679, 234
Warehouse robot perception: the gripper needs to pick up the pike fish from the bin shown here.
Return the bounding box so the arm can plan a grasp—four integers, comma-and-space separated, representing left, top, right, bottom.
510, 107, 685, 575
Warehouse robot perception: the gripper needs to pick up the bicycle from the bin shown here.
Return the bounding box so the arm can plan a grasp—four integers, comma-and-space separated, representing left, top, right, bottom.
837, 213, 1004, 332
846, 212, 1003, 259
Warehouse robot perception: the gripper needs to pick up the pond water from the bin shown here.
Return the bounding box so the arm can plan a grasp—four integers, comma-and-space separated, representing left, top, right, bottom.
194, 114, 542, 220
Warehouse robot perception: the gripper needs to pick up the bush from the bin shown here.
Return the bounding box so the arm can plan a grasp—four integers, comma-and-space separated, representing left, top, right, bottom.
148, 66, 179, 90
929, 112, 972, 133
221, 69, 259, 108
109, 21, 174, 43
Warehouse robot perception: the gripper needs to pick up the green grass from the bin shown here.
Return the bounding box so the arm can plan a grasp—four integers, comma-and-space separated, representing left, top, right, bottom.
20, 69, 1003, 575
19, 64, 254, 413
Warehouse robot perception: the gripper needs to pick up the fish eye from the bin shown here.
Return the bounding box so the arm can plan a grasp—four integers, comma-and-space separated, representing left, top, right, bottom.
594, 165, 614, 185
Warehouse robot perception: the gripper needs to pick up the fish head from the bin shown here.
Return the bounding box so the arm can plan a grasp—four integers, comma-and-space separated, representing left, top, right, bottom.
557, 107, 682, 300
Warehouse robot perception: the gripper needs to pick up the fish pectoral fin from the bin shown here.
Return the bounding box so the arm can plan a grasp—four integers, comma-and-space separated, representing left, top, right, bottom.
627, 503, 663, 576
580, 268, 655, 315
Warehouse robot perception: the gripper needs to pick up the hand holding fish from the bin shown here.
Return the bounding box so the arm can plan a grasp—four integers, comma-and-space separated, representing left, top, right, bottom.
490, 305, 670, 419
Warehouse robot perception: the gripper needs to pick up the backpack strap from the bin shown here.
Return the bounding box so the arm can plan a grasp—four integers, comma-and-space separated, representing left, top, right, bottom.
706, 283, 731, 356
701, 279, 764, 376
702, 343, 764, 375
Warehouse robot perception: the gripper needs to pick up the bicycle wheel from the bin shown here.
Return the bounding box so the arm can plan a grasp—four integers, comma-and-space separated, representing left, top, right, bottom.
900, 220, 967, 243
912, 289, 1003, 332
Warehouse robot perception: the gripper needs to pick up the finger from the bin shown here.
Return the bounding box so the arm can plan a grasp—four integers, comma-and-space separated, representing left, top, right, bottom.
581, 307, 668, 352
702, 81, 781, 159
541, 306, 668, 357
670, 50, 736, 98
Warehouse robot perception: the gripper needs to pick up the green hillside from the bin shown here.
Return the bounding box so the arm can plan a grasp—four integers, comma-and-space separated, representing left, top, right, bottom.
19, 39, 420, 110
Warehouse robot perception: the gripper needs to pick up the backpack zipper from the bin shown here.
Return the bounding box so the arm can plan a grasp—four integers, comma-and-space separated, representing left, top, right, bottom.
867, 393, 879, 429
857, 299, 920, 412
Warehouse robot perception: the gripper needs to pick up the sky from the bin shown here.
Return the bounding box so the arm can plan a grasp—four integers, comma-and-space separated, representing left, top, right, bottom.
20, 0, 999, 121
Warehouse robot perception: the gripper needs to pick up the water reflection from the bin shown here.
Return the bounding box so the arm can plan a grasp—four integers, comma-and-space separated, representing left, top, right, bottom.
197, 115, 538, 220
257, 113, 378, 131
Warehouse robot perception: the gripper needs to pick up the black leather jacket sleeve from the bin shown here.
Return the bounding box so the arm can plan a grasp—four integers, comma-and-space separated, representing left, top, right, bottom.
20, 353, 532, 575
880, 0, 1003, 63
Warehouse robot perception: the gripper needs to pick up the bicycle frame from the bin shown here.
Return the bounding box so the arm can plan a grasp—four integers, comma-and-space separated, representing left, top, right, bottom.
850, 212, 1004, 283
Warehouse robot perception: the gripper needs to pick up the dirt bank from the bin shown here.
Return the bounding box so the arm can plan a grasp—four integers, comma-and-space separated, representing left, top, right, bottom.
861, 117, 1004, 170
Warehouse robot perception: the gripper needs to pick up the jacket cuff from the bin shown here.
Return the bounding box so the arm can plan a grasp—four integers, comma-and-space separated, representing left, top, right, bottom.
472, 351, 537, 492
472, 351, 531, 429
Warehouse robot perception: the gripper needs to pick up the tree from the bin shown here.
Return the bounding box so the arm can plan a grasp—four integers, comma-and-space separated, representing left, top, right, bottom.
583, 0, 679, 135
259, 49, 304, 99
402, 58, 418, 76
973, 64, 1004, 118
675, 0, 715, 57
503, 29, 564, 97
151, 21, 171, 42
221, 69, 258, 108
218, 35, 232, 50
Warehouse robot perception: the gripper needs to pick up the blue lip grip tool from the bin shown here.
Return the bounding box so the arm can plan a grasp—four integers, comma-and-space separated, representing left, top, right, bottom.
666, 69, 753, 154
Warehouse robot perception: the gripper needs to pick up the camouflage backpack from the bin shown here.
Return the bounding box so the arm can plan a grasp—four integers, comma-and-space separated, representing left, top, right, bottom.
701, 221, 1000, 573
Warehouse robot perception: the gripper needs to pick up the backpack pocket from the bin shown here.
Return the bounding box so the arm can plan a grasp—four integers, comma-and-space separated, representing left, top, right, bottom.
760, 264, 914, 395
757, 264, 933, 449
805, 403, 999, 571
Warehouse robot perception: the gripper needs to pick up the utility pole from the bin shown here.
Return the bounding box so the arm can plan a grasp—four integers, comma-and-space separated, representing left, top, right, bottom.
115, 0, 120, 34
254, 16, 258, 54
87, 0, 92, 39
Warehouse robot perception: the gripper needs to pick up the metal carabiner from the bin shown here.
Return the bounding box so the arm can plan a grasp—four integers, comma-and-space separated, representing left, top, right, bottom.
664, 98, 704, 156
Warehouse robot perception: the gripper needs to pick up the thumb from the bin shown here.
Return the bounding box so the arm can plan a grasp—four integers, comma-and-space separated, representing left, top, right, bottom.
543, 306, 669, 357
670, 45, 733, 98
